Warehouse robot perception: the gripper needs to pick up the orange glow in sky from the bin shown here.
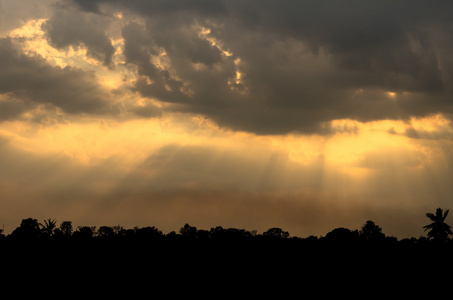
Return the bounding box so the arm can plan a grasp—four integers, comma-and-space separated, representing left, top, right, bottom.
2, 1, 453, 238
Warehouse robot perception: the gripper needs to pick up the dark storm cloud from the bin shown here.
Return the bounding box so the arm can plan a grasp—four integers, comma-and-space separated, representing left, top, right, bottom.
42, 4, 115, 67
66, 0, 453, 134
0, 37, 114, 116
0, 96, 30, 121
72, 0, 226, 17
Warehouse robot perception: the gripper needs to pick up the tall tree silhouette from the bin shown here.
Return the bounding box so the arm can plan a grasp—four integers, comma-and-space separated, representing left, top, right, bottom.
11, 218, 41, 239
59, 221, 73, 236
424, 208, 452, 242
180, 224, 198, 238
359, 220, 385, 241
40, 218, 57, 237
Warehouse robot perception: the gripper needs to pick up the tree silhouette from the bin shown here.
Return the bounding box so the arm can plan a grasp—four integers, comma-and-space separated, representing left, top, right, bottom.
359, 220, 385, 241
10, 218, 41, 239
40, 218, 57, 237
325, 227, 358, 242
98, 226, 114, 238
424, 208, 452, 242
263, 227, 290, 239
59, 221, 73, 236
74, 226, 96, 240
136, 226, 163, 240
179, 223, 198, 238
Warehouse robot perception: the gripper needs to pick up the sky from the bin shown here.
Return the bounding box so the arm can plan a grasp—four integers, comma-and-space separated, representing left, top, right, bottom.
1, 0, 453, 237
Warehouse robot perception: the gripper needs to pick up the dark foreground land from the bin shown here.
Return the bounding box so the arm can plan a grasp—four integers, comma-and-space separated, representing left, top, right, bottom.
2, 218, 452, 294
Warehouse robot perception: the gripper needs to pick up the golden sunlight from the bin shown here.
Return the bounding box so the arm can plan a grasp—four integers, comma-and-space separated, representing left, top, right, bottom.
4, 2, 453, 240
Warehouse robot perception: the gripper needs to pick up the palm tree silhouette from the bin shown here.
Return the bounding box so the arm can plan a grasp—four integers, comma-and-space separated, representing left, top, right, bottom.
40, 218, 57, 237
424, 208, 452, 242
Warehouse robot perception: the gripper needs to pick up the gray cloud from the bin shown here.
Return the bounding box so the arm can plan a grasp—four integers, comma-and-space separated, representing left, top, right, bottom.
21, 0, 453, 134
72, 0, 225, 17
42, 4, 115, 67
0, 96, 30, 121
0, 0, 54, 37
127, 102, 162, 118
0, 37, 115, 116
396, 125, 453, 141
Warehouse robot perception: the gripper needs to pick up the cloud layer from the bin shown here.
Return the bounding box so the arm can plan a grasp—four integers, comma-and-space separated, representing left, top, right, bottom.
0, 37, 115, 119
3, 0, 453, 134
34, 0, 453, 134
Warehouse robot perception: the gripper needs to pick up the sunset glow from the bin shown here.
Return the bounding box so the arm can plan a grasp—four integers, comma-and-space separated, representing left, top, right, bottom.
2, 0, 453, 237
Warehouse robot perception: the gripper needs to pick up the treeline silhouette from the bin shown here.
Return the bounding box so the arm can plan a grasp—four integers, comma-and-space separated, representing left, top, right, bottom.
2, 210, 453, 292
0, 218, 426, 244
0, 218, 423, 269
1, 209, 451, 244
2, 213, 453, 262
